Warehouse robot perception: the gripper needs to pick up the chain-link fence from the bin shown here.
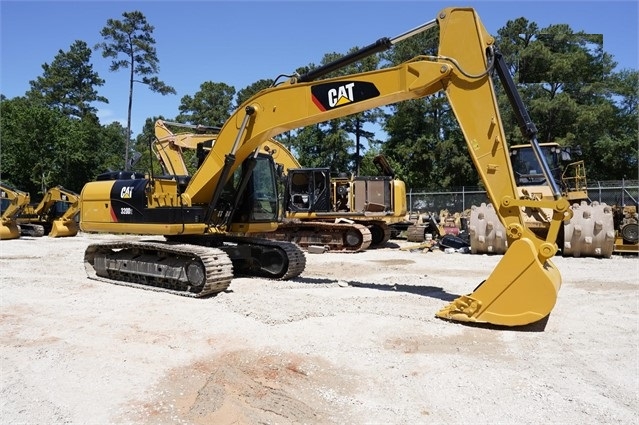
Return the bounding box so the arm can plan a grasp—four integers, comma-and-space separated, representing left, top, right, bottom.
407, 180, 639, 213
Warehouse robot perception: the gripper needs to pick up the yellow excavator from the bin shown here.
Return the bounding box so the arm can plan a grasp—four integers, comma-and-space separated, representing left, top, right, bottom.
1, 181, 33, 240
17, 185, 80, 238
152, 121, 407, 252
79, 7, 572, 327
256, 139, 407, 251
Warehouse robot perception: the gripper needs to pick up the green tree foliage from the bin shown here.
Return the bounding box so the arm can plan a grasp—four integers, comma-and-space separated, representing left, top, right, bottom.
176, 81, 235, 126
0, 97, 124, 195
95, 10, 176, 170
495, 20, 637, 181
92, 121, 130, 175
290, 123, 351, 173
594, 69, 639, 180
377, 29, 478, 189
26, 40, 107, 119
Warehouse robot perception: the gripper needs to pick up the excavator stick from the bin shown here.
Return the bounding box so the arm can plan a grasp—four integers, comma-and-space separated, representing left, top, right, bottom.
436, 238, 561, 326
49, 219, 79, 238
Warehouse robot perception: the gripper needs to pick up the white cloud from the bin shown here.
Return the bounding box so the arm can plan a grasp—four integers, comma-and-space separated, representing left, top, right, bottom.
96, 108, 126, 126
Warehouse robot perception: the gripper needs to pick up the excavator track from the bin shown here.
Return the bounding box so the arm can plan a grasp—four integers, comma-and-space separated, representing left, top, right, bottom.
163, 235, 307, 280
222, 236, 307, 279
84, 240, 234, 297
18, 223, 45, 237
255, 221, 372, 252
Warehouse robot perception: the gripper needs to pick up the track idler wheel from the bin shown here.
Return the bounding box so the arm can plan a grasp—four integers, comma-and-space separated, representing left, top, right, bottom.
345, 229, 364, 248
436, 238, 561, 327
186, 261, 207, 288
367, 222, 391, 247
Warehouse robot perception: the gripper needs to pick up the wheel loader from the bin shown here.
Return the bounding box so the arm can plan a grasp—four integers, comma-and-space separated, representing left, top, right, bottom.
79, 7, 572, 327
469, 143, 616, 257
17, 185, 80, 238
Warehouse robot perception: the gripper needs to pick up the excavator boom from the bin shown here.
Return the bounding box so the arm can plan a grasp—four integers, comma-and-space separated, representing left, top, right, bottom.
153, 120, 220, 176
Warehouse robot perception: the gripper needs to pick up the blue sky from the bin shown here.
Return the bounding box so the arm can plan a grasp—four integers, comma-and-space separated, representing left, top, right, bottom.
1, 0, 637, 138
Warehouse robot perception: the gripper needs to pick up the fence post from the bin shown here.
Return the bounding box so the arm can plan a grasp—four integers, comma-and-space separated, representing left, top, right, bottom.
597, 181, 602, 203
409, 188, 413, 214
462, 186, 465, 211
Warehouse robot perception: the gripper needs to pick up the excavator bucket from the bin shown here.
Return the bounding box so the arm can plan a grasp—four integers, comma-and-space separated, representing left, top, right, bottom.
436, 238, 561, 327
0, 222, 21, 240
49, 219, 79, 238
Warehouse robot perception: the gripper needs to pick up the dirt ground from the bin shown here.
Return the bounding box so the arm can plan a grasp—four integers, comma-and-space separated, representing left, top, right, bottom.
0, 232, 637, 425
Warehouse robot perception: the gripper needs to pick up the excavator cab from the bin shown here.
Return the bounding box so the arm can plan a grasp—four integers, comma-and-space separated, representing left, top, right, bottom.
286, 169, 331, 212
510, 143, 577, 189
223, 154, 281, 225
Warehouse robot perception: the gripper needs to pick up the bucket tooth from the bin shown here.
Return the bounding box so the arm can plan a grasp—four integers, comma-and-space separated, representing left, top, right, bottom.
436, 238, 561, 327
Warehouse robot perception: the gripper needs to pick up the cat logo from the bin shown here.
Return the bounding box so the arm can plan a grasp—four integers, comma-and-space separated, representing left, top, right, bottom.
311, 81, 380, 111
120, 186, 134, 199
328, 82, 355, 107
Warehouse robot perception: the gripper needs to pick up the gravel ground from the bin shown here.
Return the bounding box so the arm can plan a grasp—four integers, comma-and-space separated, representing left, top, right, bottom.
1, 232, 637, 425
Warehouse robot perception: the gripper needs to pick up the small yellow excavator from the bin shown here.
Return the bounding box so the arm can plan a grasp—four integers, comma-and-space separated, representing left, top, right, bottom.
17, 185, 80, 238
1, 181, 32, 240
79, 7, 571, 327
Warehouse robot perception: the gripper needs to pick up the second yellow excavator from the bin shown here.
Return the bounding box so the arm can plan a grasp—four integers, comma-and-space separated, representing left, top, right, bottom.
79, 7, 571, 327
1, 181, 32, 240
17, 185, 80, 238
152, 120, 407, 252
257, 139, 407, 251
